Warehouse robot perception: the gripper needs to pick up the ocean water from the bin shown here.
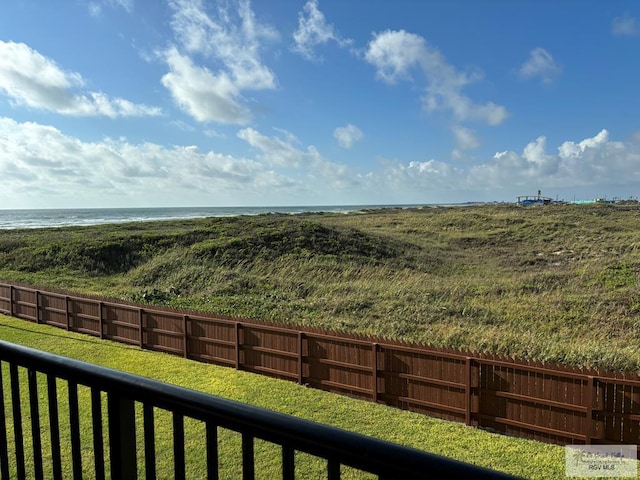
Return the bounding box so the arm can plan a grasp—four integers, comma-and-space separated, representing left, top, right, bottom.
0, 205, 424, 229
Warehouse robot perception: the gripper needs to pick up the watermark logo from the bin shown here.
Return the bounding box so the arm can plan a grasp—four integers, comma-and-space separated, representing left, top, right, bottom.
566, 445, 637, 478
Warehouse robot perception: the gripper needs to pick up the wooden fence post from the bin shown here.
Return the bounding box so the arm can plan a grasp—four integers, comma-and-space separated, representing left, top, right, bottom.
183, 315, 189, 359
9, 286, 14, 317
593, 376, 604, 441
65, 296, 70, 331
298, 332, 304, 384
372, 343, 379, 403
98, 302, 104, 339
585, 376, 594, 444
35, 290, 40, 324
138, 308, 144, 349
235, 322, 241, 370
466, 357, 479, 426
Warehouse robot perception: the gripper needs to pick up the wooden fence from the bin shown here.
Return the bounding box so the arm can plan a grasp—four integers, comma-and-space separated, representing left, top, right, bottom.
0, 282, 638, 450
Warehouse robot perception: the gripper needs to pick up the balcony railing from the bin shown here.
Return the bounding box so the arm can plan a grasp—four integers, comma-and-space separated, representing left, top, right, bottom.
0, 339, 519, 479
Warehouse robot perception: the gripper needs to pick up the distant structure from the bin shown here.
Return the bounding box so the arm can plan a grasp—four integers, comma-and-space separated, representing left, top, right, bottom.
516, 190, 555, 206
568, 198, 616, 205
517, 191, 627, 206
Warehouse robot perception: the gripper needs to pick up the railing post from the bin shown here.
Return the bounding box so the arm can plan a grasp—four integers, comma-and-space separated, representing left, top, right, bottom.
372, 343, 379, 403
183, 315, 189, 359
108, 393, 137, 480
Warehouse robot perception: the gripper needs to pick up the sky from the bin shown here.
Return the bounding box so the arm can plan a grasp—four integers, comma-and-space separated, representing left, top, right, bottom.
0, 0, 639, 209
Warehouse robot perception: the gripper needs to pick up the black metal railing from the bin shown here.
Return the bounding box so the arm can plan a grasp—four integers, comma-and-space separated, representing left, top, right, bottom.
0, 340, 519, 479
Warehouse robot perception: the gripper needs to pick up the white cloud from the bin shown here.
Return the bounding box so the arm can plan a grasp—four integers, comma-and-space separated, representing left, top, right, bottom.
204, 128, 227, 139
558, 129, 609, 158
2, 114, 637, 207
161, 47, 250, 124
370, 129, 640, 201
334, 124, 363, 148
364, 30, 507, 126
474, 130, 638, 189
87, 2, 103, 17
518, 48, 561, 83
364, 30, 428, 84
112, 0, 133, 10
163, 0, 277, 123
612, 13, 639, 37
238, 127, 306, 167
0, 41, 160, 117
292, 0, 351, 61
85, 0, 133, 17
452, 125, 479, 150
237, 127, 353, 186
0, 117, 289, 207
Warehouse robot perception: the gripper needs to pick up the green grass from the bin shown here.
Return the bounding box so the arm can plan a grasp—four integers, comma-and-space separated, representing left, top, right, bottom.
0, 315, 570, 479
1, 204, 640, 371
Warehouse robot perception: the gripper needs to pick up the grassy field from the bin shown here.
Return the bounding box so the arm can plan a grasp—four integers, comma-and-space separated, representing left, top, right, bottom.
0, 315, 567, 479
1, 203, 639, 371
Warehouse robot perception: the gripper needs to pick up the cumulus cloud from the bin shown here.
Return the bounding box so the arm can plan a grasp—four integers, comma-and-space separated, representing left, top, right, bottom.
477, 130, 639, 189
163, 0, 277, 124
161, 47, 251, 124
0, 117, 289, 206
0, 117, 363, 207
2, 114, 637, 207
612, 13, 639, 37
373, 129, 640, 201
364, 30, 507, 126
0, 41, 160, 117
237, 127, 307, 167
518, 47, 562, 83
292, 0, 351, 61
334, 124, 363, 148
237, 127, 353, 187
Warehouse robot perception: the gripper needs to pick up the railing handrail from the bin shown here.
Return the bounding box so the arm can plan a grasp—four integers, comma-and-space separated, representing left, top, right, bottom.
0, 339, 518, 479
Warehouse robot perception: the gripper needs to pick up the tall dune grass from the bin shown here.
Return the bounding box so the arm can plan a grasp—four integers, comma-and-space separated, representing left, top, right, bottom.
1, 203, 639, 371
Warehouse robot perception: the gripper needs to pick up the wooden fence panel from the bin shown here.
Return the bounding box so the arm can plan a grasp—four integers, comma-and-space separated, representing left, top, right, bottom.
187, 316, 236, 367
68, 297, 101, 336
241, 324, 300, 381
599, 375, 640, 447
102, 303, 139, 345
143, 309, 183, 356
477, 360, 590, 445
306, 333, 374, 401
377, 345, 467, 422
39, 292, 68, 328
0, 284, 9, 314
13, 287, 37, 322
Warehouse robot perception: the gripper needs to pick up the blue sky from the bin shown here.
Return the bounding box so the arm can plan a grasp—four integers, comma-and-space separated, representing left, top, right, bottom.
1, 0, 639, 208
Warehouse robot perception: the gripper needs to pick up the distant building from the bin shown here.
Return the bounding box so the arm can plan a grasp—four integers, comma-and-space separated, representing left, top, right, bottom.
516, 190, 555, 206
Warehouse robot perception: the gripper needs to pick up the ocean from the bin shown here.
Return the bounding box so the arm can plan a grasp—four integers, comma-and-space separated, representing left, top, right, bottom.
0, 205, 426, 229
